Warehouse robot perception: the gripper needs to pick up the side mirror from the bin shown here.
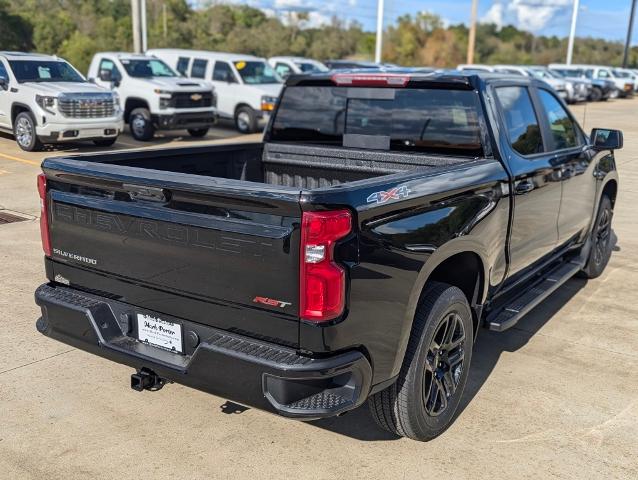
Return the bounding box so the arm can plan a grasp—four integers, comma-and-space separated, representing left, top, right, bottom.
98, 69, 112, 83
591, 128, 623, 150
0, 76, 8, 90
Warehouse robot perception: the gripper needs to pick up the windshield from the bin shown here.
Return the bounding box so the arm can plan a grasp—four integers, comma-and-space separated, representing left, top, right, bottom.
234, 61, 280, 84
613, 70, 631, 78
121, 59, 177, 78
9, 60, 85, 83
529, 69, 549, 79
271, 86, 483, 156
295, 62, 328, 73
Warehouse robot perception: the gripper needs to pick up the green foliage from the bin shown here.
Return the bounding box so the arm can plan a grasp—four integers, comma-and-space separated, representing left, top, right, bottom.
0, 0, 33, 51
2, 1, 637, 73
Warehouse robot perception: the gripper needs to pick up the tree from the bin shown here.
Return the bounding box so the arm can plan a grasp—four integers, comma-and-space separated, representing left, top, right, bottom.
0, 0, 33, 51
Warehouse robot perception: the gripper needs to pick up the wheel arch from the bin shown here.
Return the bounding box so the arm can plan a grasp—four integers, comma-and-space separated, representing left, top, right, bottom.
124, 97, 150, 123
234, 102, 255, 117
11, 103, 33, 124
602, 178, 618, 208
389, 239, 490, 378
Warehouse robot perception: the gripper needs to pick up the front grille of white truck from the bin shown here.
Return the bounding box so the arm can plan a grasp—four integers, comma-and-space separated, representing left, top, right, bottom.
170, 92, 214, 109
58, 93, 116, 119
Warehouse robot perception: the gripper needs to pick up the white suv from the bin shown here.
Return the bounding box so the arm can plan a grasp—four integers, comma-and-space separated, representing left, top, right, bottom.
0, 52, 123, 151
88, 52, 217, 141
148, 49, 283, 133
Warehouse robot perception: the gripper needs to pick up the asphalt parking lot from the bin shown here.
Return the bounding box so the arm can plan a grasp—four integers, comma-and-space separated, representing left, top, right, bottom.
1, 104, 637, 479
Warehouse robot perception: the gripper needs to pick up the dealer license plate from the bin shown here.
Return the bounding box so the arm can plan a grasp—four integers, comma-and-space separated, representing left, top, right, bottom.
137, 313, 183, 353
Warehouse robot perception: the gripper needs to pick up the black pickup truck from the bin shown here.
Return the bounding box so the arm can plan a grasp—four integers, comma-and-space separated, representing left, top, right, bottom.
35, 71, 621, 441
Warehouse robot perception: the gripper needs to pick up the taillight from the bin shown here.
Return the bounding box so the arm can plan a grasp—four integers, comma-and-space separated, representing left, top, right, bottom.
300, 209, 352, 322
37, 173, 51, 257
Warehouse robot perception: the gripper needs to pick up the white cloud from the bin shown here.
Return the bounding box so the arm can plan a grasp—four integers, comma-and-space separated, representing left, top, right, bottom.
274, 0, 305, 8
482, 2, 505, 28
481, 0, 573, 32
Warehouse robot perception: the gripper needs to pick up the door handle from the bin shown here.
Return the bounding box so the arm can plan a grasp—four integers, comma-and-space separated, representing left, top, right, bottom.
514, 179, 535, 195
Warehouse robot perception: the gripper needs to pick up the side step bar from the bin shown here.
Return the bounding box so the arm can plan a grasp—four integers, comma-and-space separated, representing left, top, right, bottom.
486, 261, 583, 332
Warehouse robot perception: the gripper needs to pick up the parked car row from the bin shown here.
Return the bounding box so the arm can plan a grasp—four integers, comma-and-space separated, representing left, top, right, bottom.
457, 63, 638, 103
1, 48, 636, 151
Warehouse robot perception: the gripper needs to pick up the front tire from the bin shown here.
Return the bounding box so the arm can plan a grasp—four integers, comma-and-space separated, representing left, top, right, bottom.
14, 112, 43, 152
129, 107, 155, 141
369, 282, 473, 441
187, 128, 209, 138
235, 106, 257, 134
580, 195, 613, 279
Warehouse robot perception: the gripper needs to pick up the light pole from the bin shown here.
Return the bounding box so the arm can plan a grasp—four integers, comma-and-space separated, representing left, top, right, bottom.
374, 0, 385, 64
623, 0, 637, 67
467, 0, 479, 65
141, 0, 148, 52
566, 0, 580, 64
131, 0, 141, 53
130, 0, 147, 53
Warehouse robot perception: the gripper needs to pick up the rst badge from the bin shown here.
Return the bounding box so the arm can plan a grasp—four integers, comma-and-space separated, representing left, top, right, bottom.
253, 296, 292, 309
366, 185, 411, 204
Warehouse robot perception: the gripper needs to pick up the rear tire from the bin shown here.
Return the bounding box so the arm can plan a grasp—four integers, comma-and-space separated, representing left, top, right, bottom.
589, 87, 602, 102
93, 138, 117, 147
14, 111, 43, 152
129, 107, 155, 141
369, 281, 473, 441
235, 106, 257, 134
187, 128, 209, 138
580, 195, 613, 279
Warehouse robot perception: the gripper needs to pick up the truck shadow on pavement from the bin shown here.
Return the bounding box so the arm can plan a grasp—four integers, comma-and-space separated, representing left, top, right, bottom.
307, 232, 620, 441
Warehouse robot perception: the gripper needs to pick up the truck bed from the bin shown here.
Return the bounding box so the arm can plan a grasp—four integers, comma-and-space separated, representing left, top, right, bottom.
74, 142, 481, 190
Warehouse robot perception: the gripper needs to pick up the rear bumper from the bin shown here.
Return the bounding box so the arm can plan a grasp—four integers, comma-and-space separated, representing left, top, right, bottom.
152, 111, 217, 130
35, 283, 371, 419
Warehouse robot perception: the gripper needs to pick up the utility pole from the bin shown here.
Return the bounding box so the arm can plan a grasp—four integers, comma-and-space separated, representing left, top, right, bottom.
466, 0, 479, 65
131, 0, 142, 53
374, 0, 385, 64
163, 3, 168, 41
623, 0, 637, 68
566, 0, 580, 64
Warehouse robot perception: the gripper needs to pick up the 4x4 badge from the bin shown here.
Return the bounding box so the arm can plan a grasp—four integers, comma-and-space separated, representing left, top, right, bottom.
366, 185, 411, 204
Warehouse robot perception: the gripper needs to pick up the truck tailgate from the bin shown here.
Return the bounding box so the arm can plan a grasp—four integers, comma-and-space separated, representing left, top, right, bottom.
42, 157, 302, 347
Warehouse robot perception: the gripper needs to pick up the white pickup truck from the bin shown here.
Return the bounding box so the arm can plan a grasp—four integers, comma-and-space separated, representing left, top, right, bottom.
0, 52, 123, 151
148, 49, 282, 133
87, 52, 217, 141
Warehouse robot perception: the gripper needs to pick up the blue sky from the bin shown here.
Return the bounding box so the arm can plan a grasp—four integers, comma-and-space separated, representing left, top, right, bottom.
206, 0, 636, 43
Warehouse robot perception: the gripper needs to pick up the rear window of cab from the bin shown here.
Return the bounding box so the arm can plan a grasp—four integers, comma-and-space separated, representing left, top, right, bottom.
271, 86, 484, 156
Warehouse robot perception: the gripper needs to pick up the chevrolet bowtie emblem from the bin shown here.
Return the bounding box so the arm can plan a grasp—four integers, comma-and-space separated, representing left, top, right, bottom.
190, 93, 203, 101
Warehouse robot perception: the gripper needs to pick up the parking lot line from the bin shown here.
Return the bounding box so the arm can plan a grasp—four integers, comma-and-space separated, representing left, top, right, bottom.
0, 152, 40, 167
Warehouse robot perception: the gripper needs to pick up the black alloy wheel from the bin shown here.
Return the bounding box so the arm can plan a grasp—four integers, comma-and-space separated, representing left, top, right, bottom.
423, 312, 466, 416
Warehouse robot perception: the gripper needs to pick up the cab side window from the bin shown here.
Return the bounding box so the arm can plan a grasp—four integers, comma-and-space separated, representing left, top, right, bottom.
537, 89, 582, 150
176, 57, 190, 76
0, 61, 8, 80
495, 86, 544, 156
212, 61, 237, 83
99, 58, 121, 82
191, 59, 208, 79
275, 62, 292, 78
